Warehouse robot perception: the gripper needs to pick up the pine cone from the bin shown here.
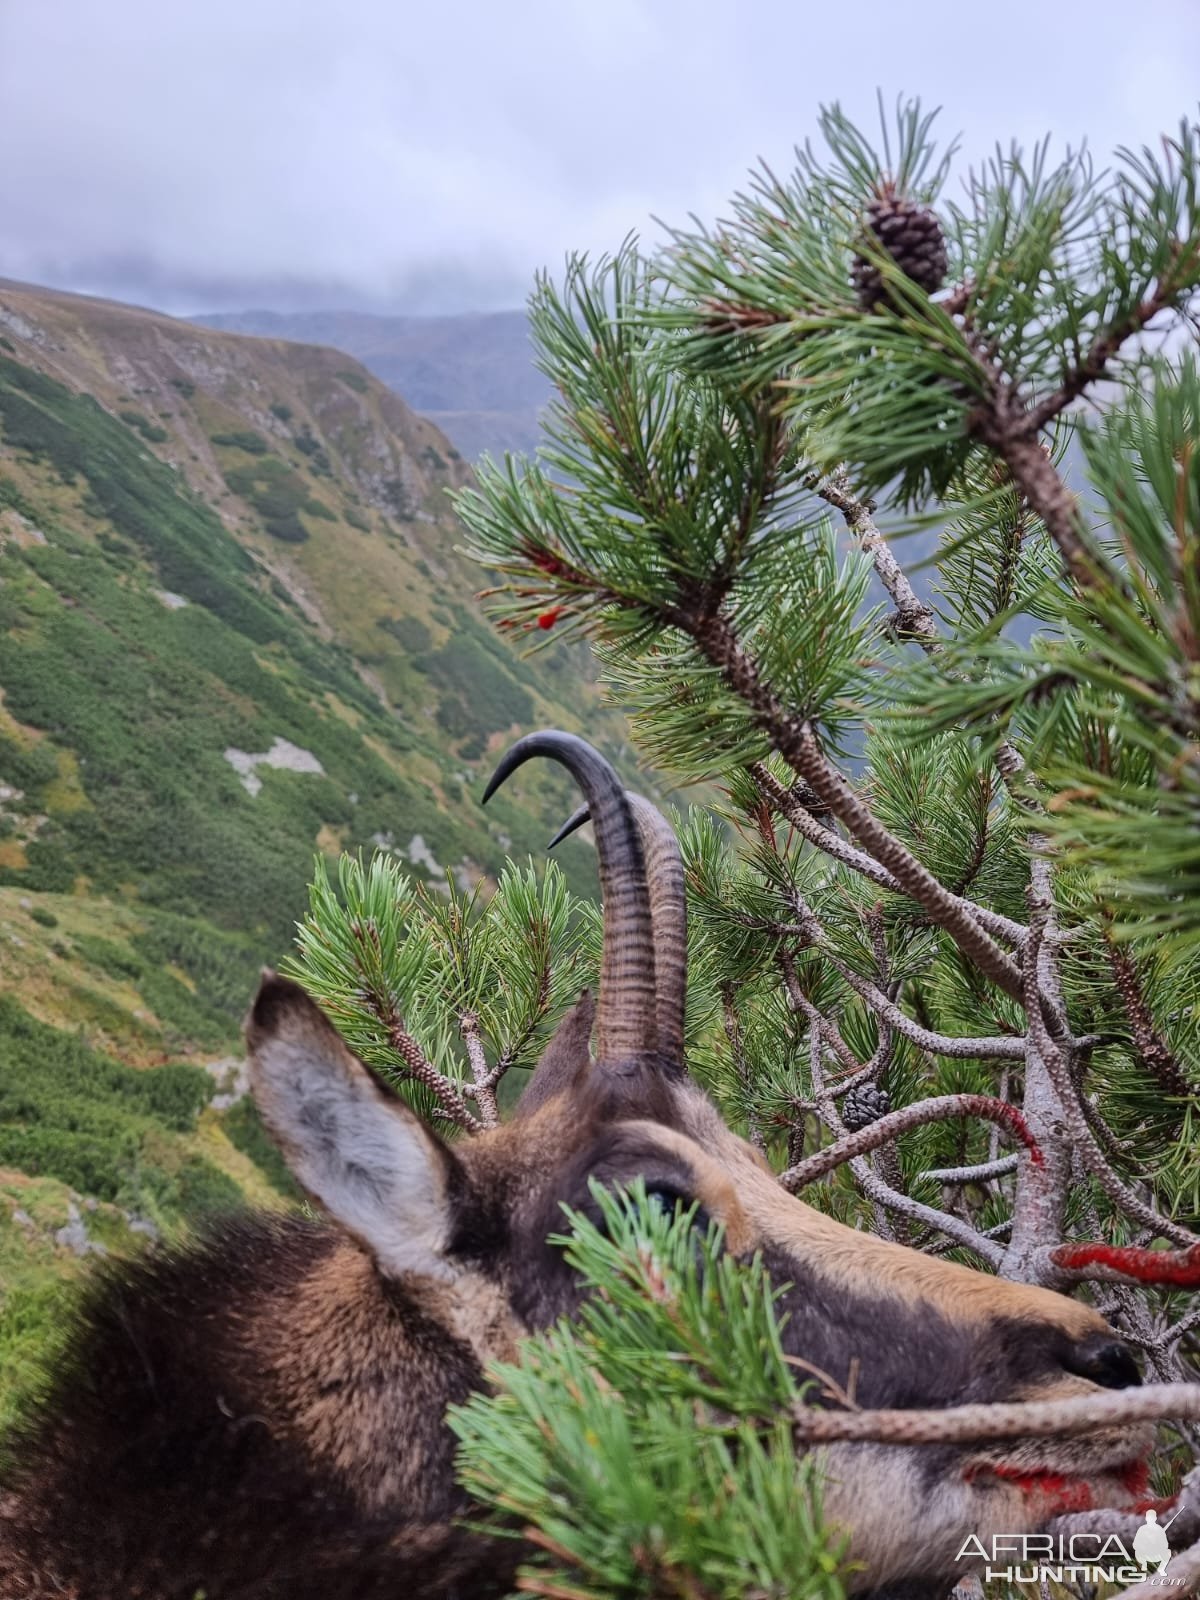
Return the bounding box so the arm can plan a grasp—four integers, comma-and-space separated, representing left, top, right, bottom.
841, 1081, 891, 1132
852, 183, 947, 311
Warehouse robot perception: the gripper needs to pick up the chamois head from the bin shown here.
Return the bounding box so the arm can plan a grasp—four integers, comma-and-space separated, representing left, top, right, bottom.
0, 732, 1146, 1600
247, 732, 1146, 1592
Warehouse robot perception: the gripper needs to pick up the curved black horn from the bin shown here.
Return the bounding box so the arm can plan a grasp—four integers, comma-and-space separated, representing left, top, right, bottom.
546, 802, 590, 852
484, 732, 657, 1066
549, 792, 687, 1066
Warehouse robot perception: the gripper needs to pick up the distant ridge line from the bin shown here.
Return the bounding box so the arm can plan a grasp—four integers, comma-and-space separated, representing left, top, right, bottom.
195, 306, 550, 459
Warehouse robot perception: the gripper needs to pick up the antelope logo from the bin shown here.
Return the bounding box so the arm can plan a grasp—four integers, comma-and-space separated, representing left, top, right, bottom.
0, 733, 1148, 1599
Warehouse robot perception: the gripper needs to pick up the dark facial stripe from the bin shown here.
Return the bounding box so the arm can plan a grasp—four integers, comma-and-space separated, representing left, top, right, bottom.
757, 1246, 1109, 1413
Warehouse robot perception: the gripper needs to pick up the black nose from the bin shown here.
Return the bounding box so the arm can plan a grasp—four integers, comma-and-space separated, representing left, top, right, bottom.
1065, 1336, 1141, 1390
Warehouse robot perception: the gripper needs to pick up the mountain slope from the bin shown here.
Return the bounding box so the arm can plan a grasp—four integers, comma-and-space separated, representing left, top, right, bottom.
0, 273, 644, 1094
196, 306, 551, 459
0, 278, 640, 1422
0, 278, 630, 1051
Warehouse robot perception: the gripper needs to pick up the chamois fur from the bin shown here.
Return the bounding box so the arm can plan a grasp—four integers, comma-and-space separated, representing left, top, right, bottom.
0, 733, 1147, 1600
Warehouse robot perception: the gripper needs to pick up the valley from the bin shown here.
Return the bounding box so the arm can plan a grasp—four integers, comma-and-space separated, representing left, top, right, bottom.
196, 305, 551, 460
0, 279, 631, 1430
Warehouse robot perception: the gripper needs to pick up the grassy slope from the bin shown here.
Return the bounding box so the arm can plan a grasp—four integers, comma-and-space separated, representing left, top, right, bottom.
0, 280, 643, 1428
0, 281, 634, 990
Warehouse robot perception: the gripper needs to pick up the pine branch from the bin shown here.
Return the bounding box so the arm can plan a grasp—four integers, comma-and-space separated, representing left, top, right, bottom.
458, 1010, 500, 1128
387, 1017, 484, 1133
1041, 1241, 1200, 1290
1024, 889, 1197, 1251
720, 984, 766, 1151
980, 426, 1108, 592
688, 608, 1031, 1001
1024, 266, 1200, 434
786, 720, 1029, 1002
963, 222, 1200, 595
779, 1094, 1040, 1192
808, 465, 938, 646
923, 1153, 1020, 1185
1104, 935, 1194, 1099
791, 1381, 1200, 1445
751, 763, 1027, 947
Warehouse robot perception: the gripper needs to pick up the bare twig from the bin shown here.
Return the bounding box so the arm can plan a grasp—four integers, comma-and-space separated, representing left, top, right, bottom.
859, 904, 899, 1094
753, 759, 1028, 947
987, 1068, 1009, 1164
809, 465, 938, 647
1080, 1087, 1138, 1167
850, 1162, 1001, 1262
819, 939, 1030, 1060
799, 1024, 890, 1243
791, 1382, 1200, 1446
924, 1153, 1020, 1186
1024, 890, 1197, 1252
778, 883, 1031, 1064
1110, 1538, 1200, 1600
1050, 1477, 1200, 1553
777, 949, 863, 1075
787, 986, 1002, 1263
1167, 1305, 1200, 1350
1039, 1241, 1200, 1290
780, 1095, 1040, 1193
458, 1010, 500, 1128
799, 470, 1036, 827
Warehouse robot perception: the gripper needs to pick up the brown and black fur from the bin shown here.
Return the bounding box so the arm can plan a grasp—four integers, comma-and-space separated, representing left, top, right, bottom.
0, 1001, 1147, 1599
0, 1217, 510, 1599
0, 733, 1150, 1599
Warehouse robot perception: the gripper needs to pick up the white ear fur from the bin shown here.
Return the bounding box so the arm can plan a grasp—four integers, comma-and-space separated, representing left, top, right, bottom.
246, 975, 457, 1281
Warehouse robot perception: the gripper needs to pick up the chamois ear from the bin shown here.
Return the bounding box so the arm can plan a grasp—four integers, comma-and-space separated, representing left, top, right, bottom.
246, 973, 460, 1282
514, 988, 595, 1119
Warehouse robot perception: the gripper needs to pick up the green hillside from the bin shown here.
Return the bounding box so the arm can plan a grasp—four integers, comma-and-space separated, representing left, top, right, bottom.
0, 280, 636, 1429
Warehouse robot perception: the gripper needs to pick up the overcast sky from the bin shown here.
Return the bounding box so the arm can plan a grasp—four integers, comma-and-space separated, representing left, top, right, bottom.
1, 0, 1197, 318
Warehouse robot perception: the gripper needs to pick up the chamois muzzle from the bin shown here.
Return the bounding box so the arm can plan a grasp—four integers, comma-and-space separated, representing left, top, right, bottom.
1065, 1335, 1142, 1390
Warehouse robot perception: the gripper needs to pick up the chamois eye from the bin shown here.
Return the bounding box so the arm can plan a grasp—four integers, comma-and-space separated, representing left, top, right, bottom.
586, 1181, 703, 1233
644, 1183, 709, 1232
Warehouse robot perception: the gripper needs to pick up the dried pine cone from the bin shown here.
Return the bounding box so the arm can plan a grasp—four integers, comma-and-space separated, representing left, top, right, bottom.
841, 1081, 891, 1132
852, 182, 947, 311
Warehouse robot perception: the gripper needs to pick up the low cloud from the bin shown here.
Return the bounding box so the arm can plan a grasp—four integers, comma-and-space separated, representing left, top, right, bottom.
1, 0, 1195, 315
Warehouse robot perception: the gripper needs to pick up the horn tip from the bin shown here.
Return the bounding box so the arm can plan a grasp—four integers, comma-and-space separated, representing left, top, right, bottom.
483, 730, 580, 807
547, 803, 592, 851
